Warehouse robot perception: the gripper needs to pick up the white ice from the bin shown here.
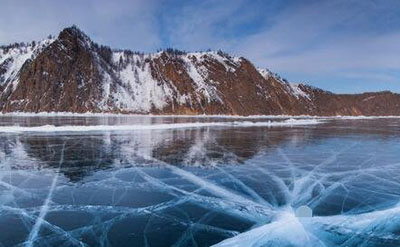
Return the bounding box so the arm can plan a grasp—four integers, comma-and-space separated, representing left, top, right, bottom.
0, 119, 321, 133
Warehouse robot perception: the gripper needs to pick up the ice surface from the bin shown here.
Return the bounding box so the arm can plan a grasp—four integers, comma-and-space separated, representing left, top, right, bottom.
0, 119, 321, 133
0, 116, 399, 246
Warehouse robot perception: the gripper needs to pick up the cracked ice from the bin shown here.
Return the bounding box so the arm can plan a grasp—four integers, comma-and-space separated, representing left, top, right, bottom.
0, 116, 399, 246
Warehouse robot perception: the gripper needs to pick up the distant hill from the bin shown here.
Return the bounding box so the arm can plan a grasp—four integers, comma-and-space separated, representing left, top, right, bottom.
1, 26, 399, 116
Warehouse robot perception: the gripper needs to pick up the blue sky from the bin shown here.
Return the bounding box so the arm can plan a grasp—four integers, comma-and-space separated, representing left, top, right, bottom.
1, 0, 399, 93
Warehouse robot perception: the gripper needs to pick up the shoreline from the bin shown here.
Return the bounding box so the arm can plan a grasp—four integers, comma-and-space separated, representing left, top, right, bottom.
1, 112, 400, 119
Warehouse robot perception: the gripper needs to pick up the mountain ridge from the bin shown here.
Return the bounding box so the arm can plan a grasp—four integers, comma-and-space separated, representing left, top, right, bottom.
1, 26, 399, 116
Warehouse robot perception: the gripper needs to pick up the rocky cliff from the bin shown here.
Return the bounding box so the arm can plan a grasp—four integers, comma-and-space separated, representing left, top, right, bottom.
1, 26, 399, 116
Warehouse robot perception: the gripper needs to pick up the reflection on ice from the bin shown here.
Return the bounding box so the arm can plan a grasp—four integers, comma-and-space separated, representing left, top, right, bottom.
0, 117, 399, 246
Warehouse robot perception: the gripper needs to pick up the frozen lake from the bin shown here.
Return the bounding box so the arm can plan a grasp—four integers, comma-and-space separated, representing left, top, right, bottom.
0, 115, 399, 247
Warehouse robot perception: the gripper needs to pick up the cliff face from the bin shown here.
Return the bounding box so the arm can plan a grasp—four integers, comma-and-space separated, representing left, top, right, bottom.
1, 26, 399, 116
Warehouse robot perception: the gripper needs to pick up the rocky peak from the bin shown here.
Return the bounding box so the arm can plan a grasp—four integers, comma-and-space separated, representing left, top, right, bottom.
57, 26, 93, 51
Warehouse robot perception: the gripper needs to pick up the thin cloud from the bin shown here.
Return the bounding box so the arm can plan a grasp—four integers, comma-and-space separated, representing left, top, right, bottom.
227, 0, 400, 92
0, 0, 161, 51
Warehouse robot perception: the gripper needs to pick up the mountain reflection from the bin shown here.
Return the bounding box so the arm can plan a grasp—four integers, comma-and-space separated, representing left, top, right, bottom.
0, 118, 399, 181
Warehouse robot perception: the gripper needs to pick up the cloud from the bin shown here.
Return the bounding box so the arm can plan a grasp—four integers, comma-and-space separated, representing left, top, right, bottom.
252, 31, 400, 73
0, 0, 161, 51
159, 0, 247, 51
233, 0, 400, 70
224, 0, 400, 92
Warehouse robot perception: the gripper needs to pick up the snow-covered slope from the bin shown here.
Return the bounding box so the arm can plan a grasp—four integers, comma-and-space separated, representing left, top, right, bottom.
106, 51, 241, 112
0, 38, 54, 91
257, 68, 311, 100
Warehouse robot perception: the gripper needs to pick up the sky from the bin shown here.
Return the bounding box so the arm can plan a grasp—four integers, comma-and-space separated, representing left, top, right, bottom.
1, 0, 399, 93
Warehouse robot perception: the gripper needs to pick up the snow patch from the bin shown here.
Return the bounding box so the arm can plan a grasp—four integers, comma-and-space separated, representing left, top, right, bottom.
288, 83, 311, 100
